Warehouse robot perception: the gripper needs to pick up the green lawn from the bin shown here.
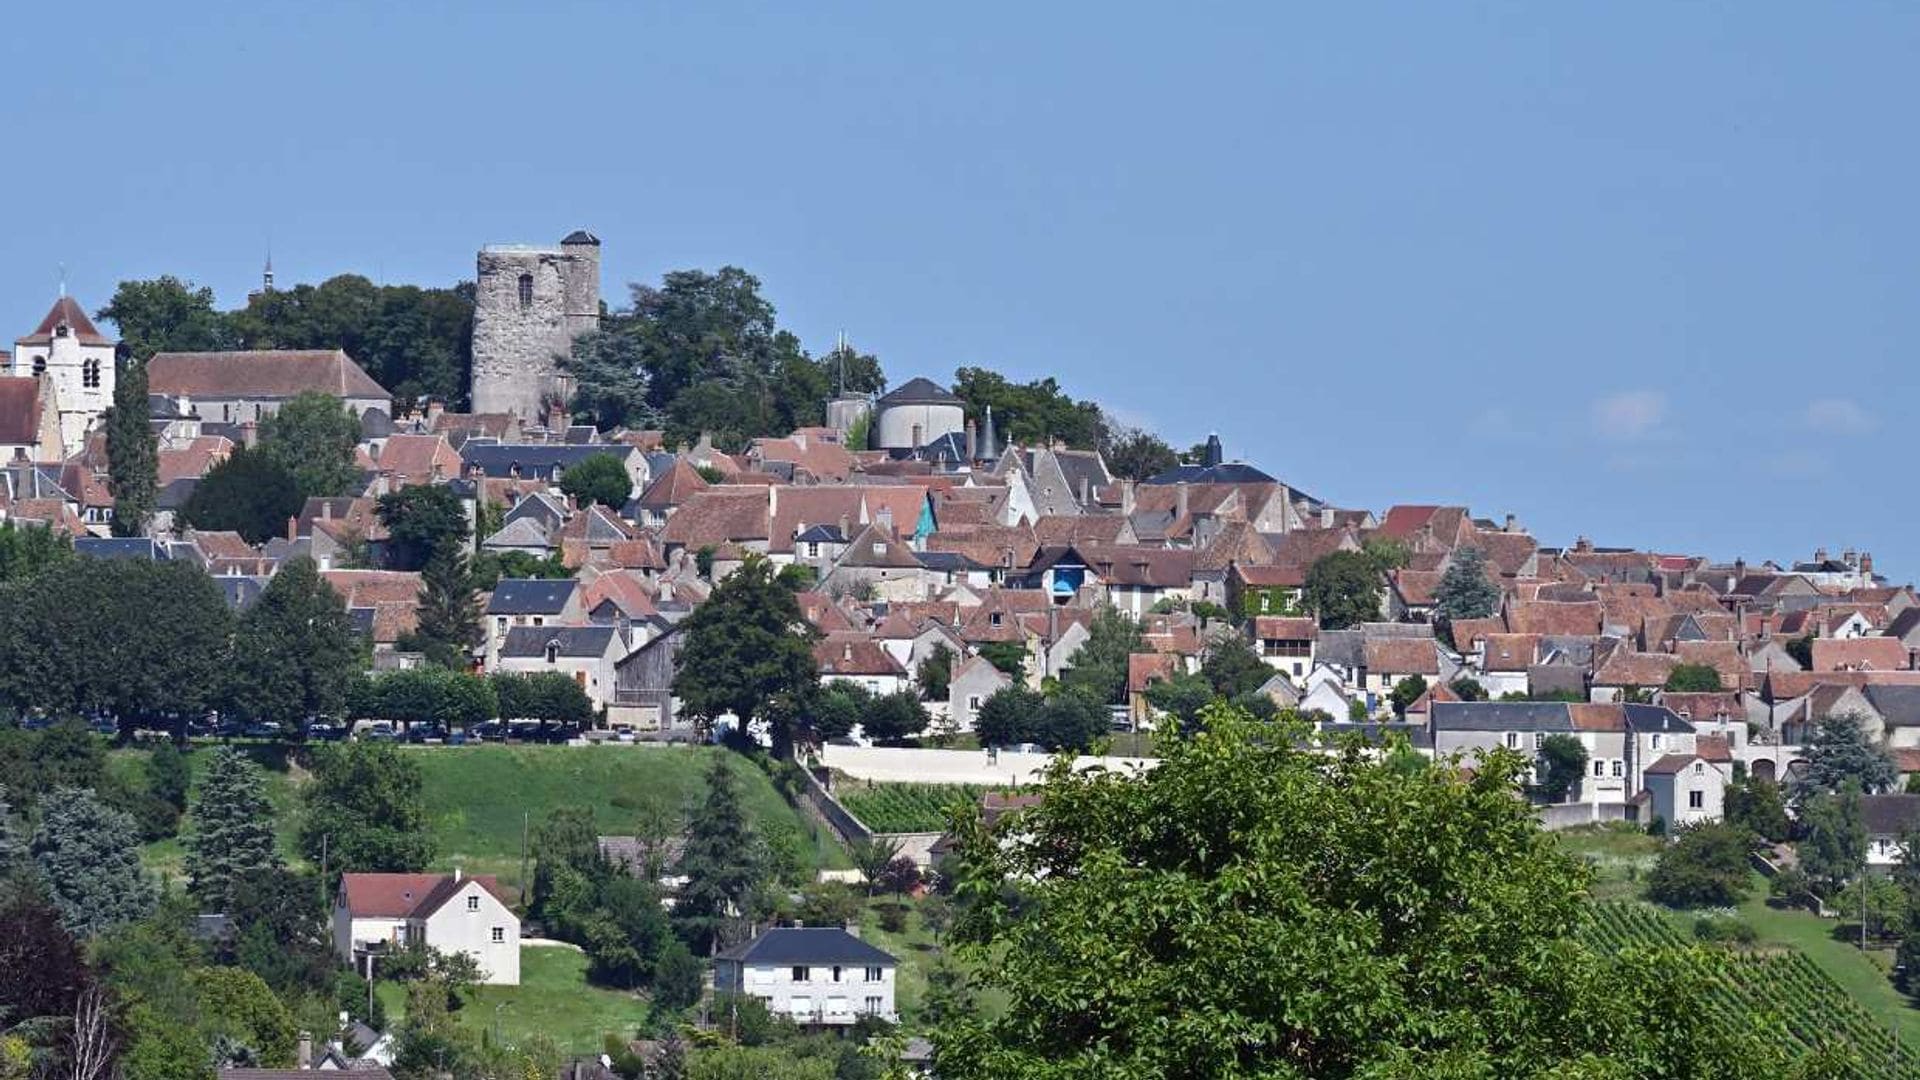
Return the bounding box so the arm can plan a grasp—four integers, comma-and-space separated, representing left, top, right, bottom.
122, 743, 848, 891
1555, 824, 1662, 901
377, 947, 646, 1055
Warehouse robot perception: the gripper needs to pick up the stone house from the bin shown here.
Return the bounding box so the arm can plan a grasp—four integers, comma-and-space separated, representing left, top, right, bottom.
1643, 753, 1729, 828
1250, 617, 1317, 680
484, 578, 584, 665
494, 625, 629, 712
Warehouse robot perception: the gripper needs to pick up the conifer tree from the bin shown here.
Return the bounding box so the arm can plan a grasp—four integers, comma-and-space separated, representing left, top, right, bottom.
30, 787, 154, 937
185, 748, 285, 912
105, 357, 158, 537
673, 756, 763, 952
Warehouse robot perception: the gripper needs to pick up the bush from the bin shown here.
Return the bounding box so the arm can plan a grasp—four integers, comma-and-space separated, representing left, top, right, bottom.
876, 902, 909, 934
1768, 866, 1815, 909
1692, 915, 1756, 944
1645, 822, 1753, 908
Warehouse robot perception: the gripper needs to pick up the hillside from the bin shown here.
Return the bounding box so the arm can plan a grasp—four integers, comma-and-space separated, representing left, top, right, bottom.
116, 743, 846, 891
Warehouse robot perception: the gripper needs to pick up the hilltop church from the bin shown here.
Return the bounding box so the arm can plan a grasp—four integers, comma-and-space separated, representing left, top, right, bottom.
0, 295, 117, 460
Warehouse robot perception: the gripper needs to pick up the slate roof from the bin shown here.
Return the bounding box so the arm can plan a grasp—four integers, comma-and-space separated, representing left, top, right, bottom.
1866, 685, 1920, 728
500, 624, 621, 658
219, 1071, 395, 1080
714, 927, 897, 966
1643, 753, 1704, 776
1141, 461, 1277, 485
876, 377, 962, 406
486, 578, 579, 615
149, 349, 388, 399
74, 536, 168, 561
1862, 794, 1920, 836
460, 443, 630, 480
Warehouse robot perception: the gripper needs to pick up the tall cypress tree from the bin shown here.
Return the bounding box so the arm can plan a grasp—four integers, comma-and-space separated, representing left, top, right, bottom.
185, 748, 284, 912
414, 545, 481, 667
105, 356, 159, 537
672, 756, 763, 953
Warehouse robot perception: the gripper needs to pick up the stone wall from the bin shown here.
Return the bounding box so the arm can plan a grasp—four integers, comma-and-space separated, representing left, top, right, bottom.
470, 239, 600, 422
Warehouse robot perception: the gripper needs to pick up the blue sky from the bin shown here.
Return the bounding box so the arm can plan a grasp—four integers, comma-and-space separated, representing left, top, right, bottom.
5, 4, 1914, 575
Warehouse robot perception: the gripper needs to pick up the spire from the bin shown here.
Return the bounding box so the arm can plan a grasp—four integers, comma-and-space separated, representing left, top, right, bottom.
57, 263, 66, 299
980, 405, 996, 462
263, 250, 275, 293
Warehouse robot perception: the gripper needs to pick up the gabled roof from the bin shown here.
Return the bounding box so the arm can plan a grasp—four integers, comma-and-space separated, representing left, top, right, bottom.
500, 624, 621, 658
1643, 753, 1705, 776
486, 577, 578, 615
337, 872, 510, 919
149, 349, 388, 400
637, 457, 710, 508
659, 488, 770, 548
815, 634, 906, 677
714, 926, 897, 966
16, 296, 112, 347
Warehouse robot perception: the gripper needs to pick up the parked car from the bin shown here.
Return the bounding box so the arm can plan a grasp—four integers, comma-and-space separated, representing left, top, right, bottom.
243, 721, 282, 739
363, 722, 398, 743
445, 730, 470, 746
404, 724, 448, 744
304, 721, 349, 742
89, 716, 119, 737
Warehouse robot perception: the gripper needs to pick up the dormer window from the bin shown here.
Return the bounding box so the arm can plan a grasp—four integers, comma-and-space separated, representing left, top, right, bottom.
545, 641, 560, 663
990, 612, 1003, 628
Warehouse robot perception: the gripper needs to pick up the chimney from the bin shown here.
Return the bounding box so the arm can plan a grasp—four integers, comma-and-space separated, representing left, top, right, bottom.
1203, 432, 1224, 468
1814, 546, 1828, 564
547, 401, 568, 433
426, 398, 444, 425
287, 515, 298, 542
965, 420, 977, 463
911, 422, 923, 449
297, 1032, 312, 1070
1862, 552, 1874, 576
1120, 480, 1135, 516
1504, 513, 1517, 533
239, 419, 258, 449
1321, 507, 1335, 528
1079, 476, 1091, 507
842, 642, 853, 662
1176, 482, 1189, 521
876, 506, 894, 533
453, 866, 462, 882
981, 406, 997, 459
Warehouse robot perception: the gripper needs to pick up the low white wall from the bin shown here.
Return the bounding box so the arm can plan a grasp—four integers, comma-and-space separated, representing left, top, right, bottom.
818, 745, 1155, 786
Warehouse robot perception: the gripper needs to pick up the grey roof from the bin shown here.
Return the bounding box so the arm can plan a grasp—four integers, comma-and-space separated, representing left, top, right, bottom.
916, 551, 986, 573
1890, 608, 1920, 642
561, 229, 601, 246
1622, 703, 1695, 733
1862, 794, 1920, 836
714, 927, 897, 967
1317, 721, 1433, 749
359, 407, 395, 439
486, 578, 578, 615
500, 624, 620, 658
74, 537, 168, 561
218, 576, 269, 611
1142, 461, 1277, 485
876, 377, 962, 407
461, 443, 632, 480
795, 523, 846, 544
481, 517, 552, 550
1432, 701, 1576, 733
1866, 685, 1920, 728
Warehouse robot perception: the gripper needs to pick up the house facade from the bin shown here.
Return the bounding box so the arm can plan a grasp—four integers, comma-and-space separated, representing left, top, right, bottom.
712, 928, 898, 1027
333, 871, 520, 985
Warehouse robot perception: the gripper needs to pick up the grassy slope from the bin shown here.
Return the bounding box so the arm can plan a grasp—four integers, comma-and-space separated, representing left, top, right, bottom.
122, 743, 847, 890
1559, 827, 1920, 1046
460, 947, 647, 1054
110, 745, 306, 881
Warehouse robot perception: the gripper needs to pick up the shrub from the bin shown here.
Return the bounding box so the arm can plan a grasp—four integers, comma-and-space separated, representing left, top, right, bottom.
1692, 915, 1756, 945
1645, 822, 1753, 908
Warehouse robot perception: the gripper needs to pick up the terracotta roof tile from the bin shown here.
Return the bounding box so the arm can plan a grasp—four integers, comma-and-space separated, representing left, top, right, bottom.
1811, 637, 1912, 673
149, 349, 388, 400
15, 296, 112, 347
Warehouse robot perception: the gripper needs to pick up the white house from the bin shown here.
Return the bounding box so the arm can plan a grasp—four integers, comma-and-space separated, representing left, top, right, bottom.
1641, 753, 1728, 829
494, 624, 630, 712
333, 871, 521, 985
713, 927, 898, 1027
1863, 794, 1920, 867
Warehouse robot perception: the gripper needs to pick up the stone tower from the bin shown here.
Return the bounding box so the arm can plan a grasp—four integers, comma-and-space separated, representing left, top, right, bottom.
469, 229, 602, 423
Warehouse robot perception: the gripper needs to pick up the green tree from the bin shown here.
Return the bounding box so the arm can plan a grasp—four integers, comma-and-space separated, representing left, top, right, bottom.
1724, 777, 1791, 844
937, 704, 1786, 1077
1449, 676, 1489, 701
812, 682, 872, 742
1664, 663, 1725, 693
530, 805, 604, 924
1144, 671, 1215, 733
190, 966, 297, 1067
672, 554, 819, 759
1433, 547, 1501, 624
31, 787, 154, 937
413, 545, 482, 668
0, 560, 232, 739
145, 740, 192, 815
228, 556, 357, 727
1645, 822, 1755, 908
1101, 427, 1179, 482
1360, 536, 1410, 571
1799, 787, 1867, 897
916, 643, 956, 702
558, 453, 634, 509
861, 691, 930, 745
674, 756, 763, 952
1035, 688, 1109, 752
1786, 632, 1816, 670
975, 685, 1042, 748
228, 275, 475, 407
185, 748, 285, 913
105, 357, 159, 536
1058, 607, 1146, 705
1303, 549, 1382, 630
98, 276, 233, 359
1388, 675, 1428, 717
257, 391, 363, 500
376, 483, 469, 571
950, 367, 1104, 449
1199, 632, 1269, 698
977, 641, 1027, 678
1800, 711, 1898, 796
851, 837, 906, 897
180, 446, 304, 544
298, 741, 434, 873
652, 937, 703, 1011
493, 672, 593, 730
1535, 733, 1589, 803
469, 548, 570, 589
0, 521, 71, 582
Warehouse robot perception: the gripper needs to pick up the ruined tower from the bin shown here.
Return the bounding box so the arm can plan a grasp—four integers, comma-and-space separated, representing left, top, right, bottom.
469, 229, 601, 423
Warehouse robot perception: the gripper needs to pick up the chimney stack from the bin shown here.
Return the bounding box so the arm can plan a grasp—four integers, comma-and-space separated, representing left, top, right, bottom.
1504, 513, 1517, 533
297, 1032, 312, 1071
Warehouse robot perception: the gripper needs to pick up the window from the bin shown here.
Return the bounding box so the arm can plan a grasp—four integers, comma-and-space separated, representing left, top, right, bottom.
865, 679, 879, 693
497, 617, 508, 631
1693, 762, 1704, 775
807, 543, 819, 558
1612, 760, 1624, 778
467, 895, 479, 912
1504, 732, 1520, 750
791, 966, 808, 982
967, 695, 982, 712
491, 927, 505, 943
532, 616, 544, 626
830, 965, 843, 982
872, 541, 885, 555
30, 355, 45, 377
989, 612, 1003, 628
1592, 760, 1606, 778
864, 995, 883, 1014
1650, 733, 1662, 750
1688, 791, 1704, 810
517, 273, 534, 309
863, 966, 883, 982
545, 642, 559, 664
82, 359, 101, 389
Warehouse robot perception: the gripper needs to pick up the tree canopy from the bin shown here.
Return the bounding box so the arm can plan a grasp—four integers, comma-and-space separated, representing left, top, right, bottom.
185, 748, 284, 915
936, 706, 1803, 1077
376, 483, 469, 571
227, 556, 359, 727
558, 453, 634, 509
181, 446, 304, 545
671, 554, 818, 758
1800, 711, 1898, 796
106, 357, 158, 537
32, 787, 155, 938
257, 391, 363, 500
298, 742, 433, 873
1303, 549, 1382, 630
1433, 547, 1500, 624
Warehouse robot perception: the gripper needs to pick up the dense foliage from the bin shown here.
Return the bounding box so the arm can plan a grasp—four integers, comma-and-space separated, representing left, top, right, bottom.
672, 554, 819, 758
298, 741, 434, 873
180, 446, 305, 544
258, 391, 364, 500
1303, 549, 1383, 630
105, 356, 159, 536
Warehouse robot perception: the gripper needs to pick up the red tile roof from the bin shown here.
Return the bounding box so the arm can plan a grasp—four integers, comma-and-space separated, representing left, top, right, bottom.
1365, 637, 1439, 675
15, 296, 112, 347
0, 377, 49, 446
1251, 616, 1318, 640
338, 872, 509, 918
1128, 651, 1180, 694
815, 634, 906, 677
1811, 637, 1912, 673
